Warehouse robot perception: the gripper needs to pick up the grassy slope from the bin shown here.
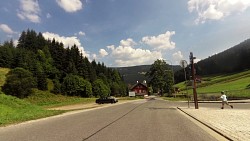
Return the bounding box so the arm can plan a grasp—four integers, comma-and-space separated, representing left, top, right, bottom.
26, 89, 96, 108
0, 68, 95, 126
175, 70, 250, 98
0, 92, 63, 126
0, 68, 9, 88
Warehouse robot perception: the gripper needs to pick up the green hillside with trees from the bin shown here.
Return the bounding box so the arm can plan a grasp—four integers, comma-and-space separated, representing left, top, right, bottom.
0, 29, 127, 99
175, 39, 250, 83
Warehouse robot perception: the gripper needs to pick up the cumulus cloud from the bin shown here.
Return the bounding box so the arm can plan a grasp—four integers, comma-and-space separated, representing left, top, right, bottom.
188, 0, 250, 24
107, 45, 115, 50
120, 38, 136, 47
141, 31, 176, 50
107, 38, 162, 67
42, 32, 89, 58
56, 0, 83, 13
172, 51, 184, 63
17, 0, 41, 23
0, 24, 16, 34
99, 49, 108, 57
92, 54, 97, 60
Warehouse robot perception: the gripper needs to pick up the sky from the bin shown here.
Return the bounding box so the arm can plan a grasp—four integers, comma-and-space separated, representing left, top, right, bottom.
1, 0, 250, 67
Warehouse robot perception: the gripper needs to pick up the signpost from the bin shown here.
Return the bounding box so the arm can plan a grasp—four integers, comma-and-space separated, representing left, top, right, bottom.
190, 52, 199, 109
129, 91, 136, 97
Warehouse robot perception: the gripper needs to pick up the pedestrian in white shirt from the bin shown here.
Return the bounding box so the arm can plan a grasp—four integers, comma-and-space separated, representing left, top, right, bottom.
220, 91, 233, 109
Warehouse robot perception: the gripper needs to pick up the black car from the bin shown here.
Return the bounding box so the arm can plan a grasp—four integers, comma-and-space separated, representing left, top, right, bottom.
96, 96, 118, 104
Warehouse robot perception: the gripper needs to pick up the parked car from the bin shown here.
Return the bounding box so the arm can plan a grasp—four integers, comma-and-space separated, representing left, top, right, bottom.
96, 96, 118, 104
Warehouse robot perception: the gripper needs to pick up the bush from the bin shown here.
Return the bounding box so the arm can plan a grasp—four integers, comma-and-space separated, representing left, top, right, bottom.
61, 74, 92, 97
2, 67, 37, 98
92, 79, 110, 98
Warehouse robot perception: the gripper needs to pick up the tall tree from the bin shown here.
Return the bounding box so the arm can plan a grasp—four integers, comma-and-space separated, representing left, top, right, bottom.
146, 59, 173, 95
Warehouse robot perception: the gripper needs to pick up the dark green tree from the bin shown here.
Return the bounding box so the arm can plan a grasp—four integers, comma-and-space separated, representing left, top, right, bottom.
2, 67, 37, 98
92, 79, 110, 98
34, 61, 48, 90
51, 79, 61, 94
62, 74, 81, 96
146, 59, 173, 95
80, 79, 93, 97
61, 74, 91, 97
0, 41, 14, 68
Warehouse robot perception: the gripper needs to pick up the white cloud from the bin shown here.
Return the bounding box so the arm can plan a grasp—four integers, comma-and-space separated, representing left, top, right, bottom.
120, 38, 136, 47
141, 31, 176, 50
0, 24, 15, 34
78, 31, 85, 36
172, 51, 184, 63
74, 31, 86, 36
107, 45, 115, 50
14, 40, 19, 47
56, 0, 83, 13
107, 38, 162, 67
99, 49, 108, 57
194, 58, 201, 63
42, 32, 89, 58
46, 13, 52, 19
17, 0, 41, 23
92, 54, 97, 60
188, 0, 250, 24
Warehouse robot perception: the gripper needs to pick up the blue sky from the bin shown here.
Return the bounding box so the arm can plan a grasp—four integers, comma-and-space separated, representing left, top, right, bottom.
1, 0, 250, 67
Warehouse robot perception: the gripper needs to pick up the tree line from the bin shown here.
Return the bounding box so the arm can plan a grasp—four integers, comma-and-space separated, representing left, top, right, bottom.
0, 29, 127, 98
174, 39, 250, 83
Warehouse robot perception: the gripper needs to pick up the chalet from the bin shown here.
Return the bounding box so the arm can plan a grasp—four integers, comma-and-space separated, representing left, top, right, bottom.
130, 81, 148, 96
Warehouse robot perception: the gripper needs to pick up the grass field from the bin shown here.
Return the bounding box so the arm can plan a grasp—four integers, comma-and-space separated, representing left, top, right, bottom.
0, 92, 63, 126
174, 70, 250, 100
25, 89, 96, 108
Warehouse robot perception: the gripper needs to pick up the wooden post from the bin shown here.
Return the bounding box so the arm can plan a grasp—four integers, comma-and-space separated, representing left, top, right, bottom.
190, 52, 198, 109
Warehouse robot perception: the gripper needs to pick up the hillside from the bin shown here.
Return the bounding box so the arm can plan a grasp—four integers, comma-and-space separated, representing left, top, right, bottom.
116, 65, 181, 85
0, 92, 62, 126
175, 70, 250, 98
0, 29, 127, 98
196, 38, 250, 75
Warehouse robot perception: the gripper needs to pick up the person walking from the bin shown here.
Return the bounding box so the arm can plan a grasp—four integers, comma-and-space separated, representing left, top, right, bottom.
220, 91, 233, 109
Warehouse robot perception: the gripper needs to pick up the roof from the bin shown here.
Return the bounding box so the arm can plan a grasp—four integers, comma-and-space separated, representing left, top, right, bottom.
130, 82, 147, 90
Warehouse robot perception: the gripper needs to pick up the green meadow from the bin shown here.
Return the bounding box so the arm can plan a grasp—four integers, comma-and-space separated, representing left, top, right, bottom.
174, 70, 250, 100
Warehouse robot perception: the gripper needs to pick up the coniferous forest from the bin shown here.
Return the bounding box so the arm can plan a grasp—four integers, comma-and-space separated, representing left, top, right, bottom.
0, 29, 127, 98
174, 39, 250, 83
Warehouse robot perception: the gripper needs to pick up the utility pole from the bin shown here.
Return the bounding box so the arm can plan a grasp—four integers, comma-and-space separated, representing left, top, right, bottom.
190, 52, 198, 109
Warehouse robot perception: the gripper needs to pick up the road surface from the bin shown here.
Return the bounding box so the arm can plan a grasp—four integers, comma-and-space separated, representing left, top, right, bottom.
0, 99, 218, 141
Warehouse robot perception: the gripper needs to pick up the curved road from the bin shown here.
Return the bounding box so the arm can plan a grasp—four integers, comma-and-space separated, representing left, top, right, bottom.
0, 99, 218, 141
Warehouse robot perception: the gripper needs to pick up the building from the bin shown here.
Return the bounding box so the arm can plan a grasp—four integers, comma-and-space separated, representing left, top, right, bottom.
130, 81, 148, 96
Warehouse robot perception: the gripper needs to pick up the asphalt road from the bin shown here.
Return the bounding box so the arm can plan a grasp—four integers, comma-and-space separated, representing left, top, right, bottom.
0, 99, 218, 141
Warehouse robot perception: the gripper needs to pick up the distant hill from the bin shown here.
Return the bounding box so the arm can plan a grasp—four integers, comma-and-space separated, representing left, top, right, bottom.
175, 38, 250, 83
196, 38, 250, 75
115, 65, 181, 85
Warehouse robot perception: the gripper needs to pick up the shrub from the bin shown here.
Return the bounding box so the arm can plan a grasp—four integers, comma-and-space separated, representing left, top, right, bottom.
92, 79, 110, 98
61, 74, 92, 97
2, 67, 37, 98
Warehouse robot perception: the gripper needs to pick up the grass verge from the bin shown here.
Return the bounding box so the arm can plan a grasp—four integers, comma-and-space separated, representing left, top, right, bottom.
25, 89, 96, 108
0, 93, 63, 126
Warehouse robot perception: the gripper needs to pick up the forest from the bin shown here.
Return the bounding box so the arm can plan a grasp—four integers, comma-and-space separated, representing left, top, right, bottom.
0, 29, 127, 98
175, 39, 250, 83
